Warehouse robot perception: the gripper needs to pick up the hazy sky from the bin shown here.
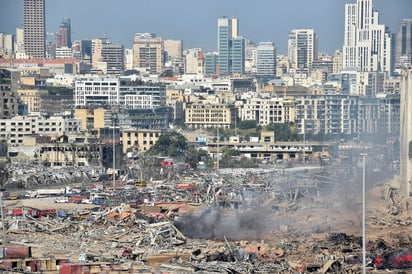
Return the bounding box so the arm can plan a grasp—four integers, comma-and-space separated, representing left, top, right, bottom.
0, 0, 411, 54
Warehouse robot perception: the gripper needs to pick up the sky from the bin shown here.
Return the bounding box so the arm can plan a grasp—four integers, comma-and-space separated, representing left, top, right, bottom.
0, 0, 411, 55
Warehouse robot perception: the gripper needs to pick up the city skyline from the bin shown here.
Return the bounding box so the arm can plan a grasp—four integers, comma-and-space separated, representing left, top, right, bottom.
1, 0, 411, 55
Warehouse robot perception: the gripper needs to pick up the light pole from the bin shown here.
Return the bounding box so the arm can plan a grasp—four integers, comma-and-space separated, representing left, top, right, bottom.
0, 192, 5, 244
216, 126, 219, 170
360, 153, 367, 274
302, 119, 306, 164
112, 115, 116, 187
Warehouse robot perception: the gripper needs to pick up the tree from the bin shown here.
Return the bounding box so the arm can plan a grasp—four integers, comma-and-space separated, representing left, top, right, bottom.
146, 131, 188, 157
273, 122, 298, 141
238, 120, 257, 130
184, 144, 212, 168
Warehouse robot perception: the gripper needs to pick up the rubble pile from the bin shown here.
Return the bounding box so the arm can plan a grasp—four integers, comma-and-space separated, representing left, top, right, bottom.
4, 163, 98, 189
0, 165, 411, 273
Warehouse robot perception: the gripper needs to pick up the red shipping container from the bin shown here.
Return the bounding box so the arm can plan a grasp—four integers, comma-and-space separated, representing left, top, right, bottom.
3, 246, 32, 259
60, 263, 82, 274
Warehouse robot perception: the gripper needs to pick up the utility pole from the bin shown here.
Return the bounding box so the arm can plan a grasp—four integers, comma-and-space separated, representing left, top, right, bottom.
360, 153, 367, 274
0, 191, 5, 244
112, 115, 116, 187
217, 126, 219, 170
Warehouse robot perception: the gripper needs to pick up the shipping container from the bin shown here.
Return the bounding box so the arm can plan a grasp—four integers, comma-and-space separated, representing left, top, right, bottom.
2, 246, 32, 259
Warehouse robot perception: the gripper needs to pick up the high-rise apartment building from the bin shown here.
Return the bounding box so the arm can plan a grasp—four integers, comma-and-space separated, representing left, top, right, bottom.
256, 42, 277, 78
23, 0, 46, 59
164, 40, 183, 62
204, 52, 218, 76
395, 19, 412, 67
343, 0, 391, 74
55, 18, 72, 48
288, 29, 318, 72
133, 33, 164, 74
231, 37, 246, 74
0, 33, 14, 58
217, 17, 245, 75
184, 48, 202, 74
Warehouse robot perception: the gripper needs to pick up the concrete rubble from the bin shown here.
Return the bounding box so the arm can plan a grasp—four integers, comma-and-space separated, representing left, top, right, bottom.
0, 163, 411, 273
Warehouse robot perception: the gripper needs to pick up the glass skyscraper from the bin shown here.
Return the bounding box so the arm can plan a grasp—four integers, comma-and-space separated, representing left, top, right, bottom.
217, 17, 245, 75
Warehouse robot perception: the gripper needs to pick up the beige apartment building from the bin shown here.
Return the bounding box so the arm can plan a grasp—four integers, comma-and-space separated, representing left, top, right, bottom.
133, 33, 164, 74
74, 108, 107, 131
121, 128, 161, 154
185, 103, 234, 129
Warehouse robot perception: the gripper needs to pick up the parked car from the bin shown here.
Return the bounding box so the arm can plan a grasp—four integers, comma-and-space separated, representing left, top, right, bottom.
54, 197, 69, 203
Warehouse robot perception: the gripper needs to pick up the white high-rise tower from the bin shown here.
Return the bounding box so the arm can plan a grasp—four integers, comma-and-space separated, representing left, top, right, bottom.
343, 0, 391, 74
288, 29, 318, 72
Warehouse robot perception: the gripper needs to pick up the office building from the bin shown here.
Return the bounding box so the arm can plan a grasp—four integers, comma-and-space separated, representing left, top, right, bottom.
343, 0, 391, 74
231, 37, 246, 74
74, 77, 165, 108
288, 29, 318, 72
92, 38, 124, 74
74, 77, 119, 107
23, 0, 46, 59
395, 19, 412, 67
256, 42, 277, 79
204, 52, 218, 76
55, 18, 72, 48
101, 43, 124, 74
133, 33, 164, 74
217, 17, 245, 75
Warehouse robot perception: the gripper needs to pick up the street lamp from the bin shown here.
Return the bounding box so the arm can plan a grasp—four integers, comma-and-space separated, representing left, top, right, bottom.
112, 114, 117, 186
360, 152, 367, 274
216, 126, 219, 170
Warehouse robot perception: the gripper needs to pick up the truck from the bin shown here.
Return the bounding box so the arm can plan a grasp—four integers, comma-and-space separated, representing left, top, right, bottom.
25, 186, 77, 198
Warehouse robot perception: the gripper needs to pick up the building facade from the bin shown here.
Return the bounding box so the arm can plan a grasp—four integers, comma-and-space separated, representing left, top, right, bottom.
0, 69, 20, 119
74, 108, 107, 130
217, 17, 245, 75
256, 42, 277, 79
74, 77, 119, 107
343, 0, 392, 74
395, 19, 412, 67
185, 103, 234, 129
0, 32, 14, 58
121, 128, 161, 154
133, 33, 164, 74
74, 77, 165, 109
400, 68, 412, 196
204, 52, 218, 76
23, 0, 46, 59
238, 96, 286, 126
0, 114, 81, 146
55, 18, 72, 48
184, 48, 202, 74
288, 29, 318, 72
